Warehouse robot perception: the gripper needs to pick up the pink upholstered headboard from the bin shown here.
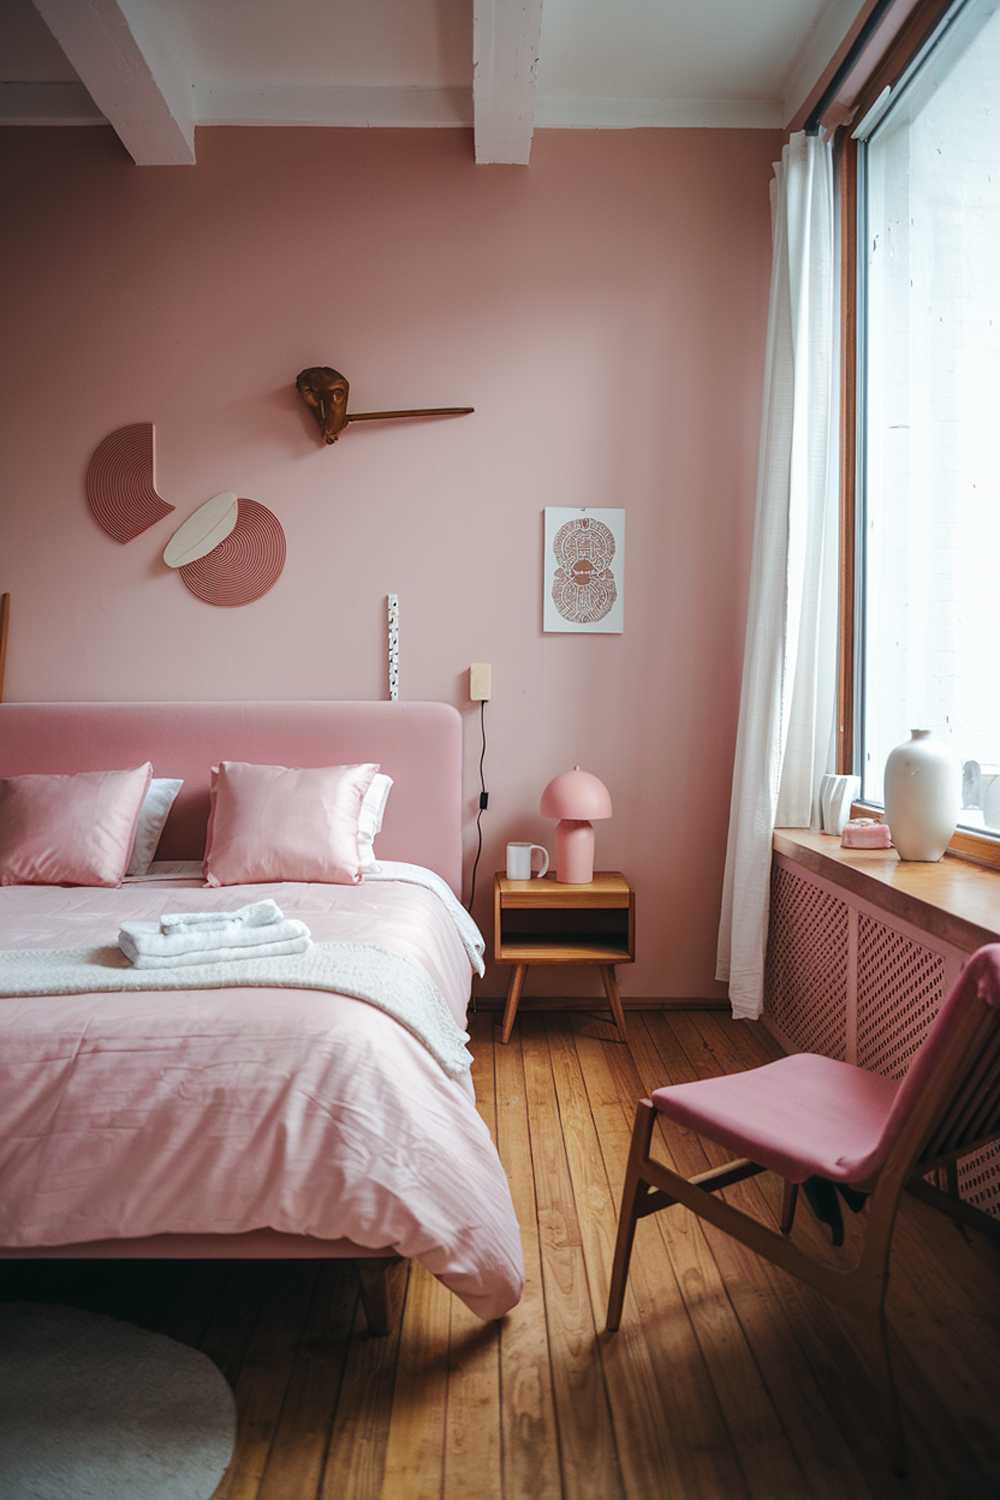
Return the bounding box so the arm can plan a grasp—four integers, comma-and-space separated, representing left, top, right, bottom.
0, 701, 464, 894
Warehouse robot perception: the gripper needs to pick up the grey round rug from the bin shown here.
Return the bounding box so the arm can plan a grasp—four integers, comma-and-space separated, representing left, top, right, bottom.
0, 1302, 236, 1500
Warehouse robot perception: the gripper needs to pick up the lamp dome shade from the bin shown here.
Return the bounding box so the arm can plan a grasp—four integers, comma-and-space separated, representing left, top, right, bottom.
540, 767, 612, 821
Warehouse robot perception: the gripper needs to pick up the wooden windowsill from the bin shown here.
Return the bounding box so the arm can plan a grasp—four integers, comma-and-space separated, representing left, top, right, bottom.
773, 828, 1000, 953
848, 801, 1000, 874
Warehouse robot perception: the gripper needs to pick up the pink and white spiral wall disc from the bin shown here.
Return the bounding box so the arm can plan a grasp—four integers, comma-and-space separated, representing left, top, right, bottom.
163, 492, 239, 568
178, 498, 286, 607
86, 423, 174, 543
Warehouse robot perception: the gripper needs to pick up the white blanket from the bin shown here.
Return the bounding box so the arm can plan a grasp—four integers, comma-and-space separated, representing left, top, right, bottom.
0, 939, 471, 1079
364, 861, 485, 975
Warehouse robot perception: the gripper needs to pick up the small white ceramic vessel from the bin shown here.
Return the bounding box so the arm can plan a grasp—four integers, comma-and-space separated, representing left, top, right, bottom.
883, 729, 960, 861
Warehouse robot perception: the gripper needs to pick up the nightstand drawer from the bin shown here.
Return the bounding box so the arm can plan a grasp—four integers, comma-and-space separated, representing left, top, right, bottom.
498, 872, 631, 910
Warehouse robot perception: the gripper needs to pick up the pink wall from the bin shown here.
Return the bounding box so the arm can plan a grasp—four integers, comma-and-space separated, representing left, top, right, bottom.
0, 125, 778, 998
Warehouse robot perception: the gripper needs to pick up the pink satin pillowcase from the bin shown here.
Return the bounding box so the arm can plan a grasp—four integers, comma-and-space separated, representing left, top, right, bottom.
204, 760, 379, 887
0, 763, 153, 887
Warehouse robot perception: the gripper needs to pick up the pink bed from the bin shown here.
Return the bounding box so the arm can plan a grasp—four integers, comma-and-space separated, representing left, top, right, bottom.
0, 702, 523, 1323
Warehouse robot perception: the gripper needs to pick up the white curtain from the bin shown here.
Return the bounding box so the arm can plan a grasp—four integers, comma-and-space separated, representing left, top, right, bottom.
716, 132, 840, 1021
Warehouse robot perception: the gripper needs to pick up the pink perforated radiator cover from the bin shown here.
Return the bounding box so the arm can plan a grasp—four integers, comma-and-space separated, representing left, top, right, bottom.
764, 853, 998, 1219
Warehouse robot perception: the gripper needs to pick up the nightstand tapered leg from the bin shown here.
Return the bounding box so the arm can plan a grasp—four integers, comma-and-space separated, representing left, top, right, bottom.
601, 965, 627, 1042
500, 963, 527, 1044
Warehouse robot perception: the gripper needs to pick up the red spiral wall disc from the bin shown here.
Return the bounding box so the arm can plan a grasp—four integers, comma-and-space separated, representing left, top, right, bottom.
178, 498, 286, 607
86, 423, 174, 543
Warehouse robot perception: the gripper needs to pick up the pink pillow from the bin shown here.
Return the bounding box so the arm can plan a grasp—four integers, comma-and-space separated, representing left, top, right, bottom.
0, 763, 153, 887
204, 760, 379, 887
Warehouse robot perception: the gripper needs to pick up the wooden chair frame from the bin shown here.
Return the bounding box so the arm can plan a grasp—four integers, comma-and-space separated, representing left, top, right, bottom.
606, 993, 1000, 1476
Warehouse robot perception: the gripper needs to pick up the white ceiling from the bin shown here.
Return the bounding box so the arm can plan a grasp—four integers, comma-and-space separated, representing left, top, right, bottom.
171, 0, 474, 89
540, 0, 829, 106
2, 0, 79, 81
1, 0, 865, 149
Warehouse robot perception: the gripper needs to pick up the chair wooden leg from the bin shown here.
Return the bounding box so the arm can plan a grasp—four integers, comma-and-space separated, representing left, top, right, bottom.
780, 1180, 798, 1235
357, 1258, 396, 1337
606, 1100, 657, 1331
500, 963, 527, 1045
601, 964, 628, 1042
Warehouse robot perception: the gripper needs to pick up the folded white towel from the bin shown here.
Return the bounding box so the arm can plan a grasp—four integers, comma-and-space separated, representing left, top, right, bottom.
125, 935, 313, 969
160, 899, 282, 933
119, 916, 310, 965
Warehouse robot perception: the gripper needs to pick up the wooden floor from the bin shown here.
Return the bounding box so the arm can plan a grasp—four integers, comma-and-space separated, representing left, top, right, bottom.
5, 1009, 999, 1499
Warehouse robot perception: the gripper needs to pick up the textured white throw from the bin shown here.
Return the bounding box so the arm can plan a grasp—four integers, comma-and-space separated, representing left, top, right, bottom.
0, 940, 472, 1078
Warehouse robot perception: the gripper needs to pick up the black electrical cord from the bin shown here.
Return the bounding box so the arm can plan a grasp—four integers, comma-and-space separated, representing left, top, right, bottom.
466, 699, 488, 914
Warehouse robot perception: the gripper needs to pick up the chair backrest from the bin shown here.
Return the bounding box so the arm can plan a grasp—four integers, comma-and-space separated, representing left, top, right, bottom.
877, 944, 1000, 1183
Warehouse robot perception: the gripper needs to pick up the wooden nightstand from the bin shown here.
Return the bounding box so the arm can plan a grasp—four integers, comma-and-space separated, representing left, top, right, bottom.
493, 871, 635, 1044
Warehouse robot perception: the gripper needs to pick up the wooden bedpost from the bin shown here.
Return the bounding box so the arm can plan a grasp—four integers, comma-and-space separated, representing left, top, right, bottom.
356, 1257, 401, 1336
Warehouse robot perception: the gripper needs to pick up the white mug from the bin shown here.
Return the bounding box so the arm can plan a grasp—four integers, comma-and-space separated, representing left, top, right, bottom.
506, 842, 550, 880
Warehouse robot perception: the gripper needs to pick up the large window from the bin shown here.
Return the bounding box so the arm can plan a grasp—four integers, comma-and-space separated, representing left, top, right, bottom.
858, 0, 1000, 837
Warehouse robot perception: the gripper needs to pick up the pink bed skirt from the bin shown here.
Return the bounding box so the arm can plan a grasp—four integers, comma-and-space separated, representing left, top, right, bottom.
0, 1230, 396, 1260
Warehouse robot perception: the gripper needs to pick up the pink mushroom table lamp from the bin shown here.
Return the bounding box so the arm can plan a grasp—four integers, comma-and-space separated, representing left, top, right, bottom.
540, 766, 612, 884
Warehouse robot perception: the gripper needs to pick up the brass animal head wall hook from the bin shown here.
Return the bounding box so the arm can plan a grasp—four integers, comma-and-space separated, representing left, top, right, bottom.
295, 366, 473, 446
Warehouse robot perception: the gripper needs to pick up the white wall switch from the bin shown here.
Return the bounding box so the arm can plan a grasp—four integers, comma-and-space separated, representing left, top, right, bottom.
469, 663, 492, 701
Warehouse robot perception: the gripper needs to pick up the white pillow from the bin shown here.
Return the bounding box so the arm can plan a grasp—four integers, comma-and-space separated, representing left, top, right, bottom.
358, 773, 393, 873
127, 777, 183, 876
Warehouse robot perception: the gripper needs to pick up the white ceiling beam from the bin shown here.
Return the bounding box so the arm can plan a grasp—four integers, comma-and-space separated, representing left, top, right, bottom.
31, 0, 194, 164
473, 0, 544, 165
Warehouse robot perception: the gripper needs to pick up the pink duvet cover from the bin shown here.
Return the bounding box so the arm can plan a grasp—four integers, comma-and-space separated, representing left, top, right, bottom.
0, 875, 523, 1320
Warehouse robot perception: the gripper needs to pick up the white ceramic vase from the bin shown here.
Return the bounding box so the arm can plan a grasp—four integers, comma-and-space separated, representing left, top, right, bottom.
883, 729, 960, 862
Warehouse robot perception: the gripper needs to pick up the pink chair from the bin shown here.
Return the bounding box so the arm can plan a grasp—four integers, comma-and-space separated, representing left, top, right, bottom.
605, 945, 1000, 1474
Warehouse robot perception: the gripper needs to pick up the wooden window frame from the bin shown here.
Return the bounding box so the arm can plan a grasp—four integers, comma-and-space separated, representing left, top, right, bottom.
835, 0, 1000, 873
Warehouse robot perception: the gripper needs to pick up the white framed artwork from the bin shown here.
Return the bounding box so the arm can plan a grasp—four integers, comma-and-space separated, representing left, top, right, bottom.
543, 507, 625, 634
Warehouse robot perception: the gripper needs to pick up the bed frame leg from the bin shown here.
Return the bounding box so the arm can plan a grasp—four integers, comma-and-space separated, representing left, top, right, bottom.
356, 1258, 398, 1336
